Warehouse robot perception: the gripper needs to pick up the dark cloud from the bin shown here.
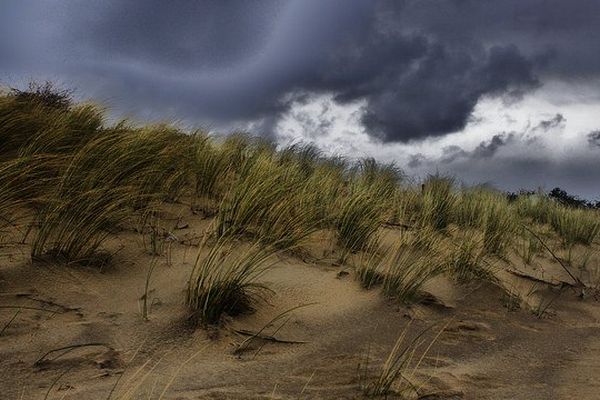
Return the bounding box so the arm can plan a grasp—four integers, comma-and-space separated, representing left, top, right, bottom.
2, 0, 599, 142
407, 122, 600, 199
408, 153, 426, 168
533, 114, 566, 132
587, 130, 600, 148
438, 133, 515, 164
472, 133, 515, 158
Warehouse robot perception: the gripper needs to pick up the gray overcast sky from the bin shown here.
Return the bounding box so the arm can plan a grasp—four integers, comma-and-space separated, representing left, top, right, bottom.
2, 1, 600, 198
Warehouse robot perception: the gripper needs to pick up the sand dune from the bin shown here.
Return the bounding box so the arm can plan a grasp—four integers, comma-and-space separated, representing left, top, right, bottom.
2, 202, 600, 400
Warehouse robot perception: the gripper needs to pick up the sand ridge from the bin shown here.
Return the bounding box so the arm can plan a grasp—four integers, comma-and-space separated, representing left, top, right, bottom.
1, 203, 600, 399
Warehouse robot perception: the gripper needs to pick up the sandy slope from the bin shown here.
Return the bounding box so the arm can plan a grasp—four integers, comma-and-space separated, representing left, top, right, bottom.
1, 204, 600, 399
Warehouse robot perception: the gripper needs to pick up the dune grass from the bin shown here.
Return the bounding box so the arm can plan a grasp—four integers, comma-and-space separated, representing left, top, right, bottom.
550, 207, 600, 246
481, 196, 516, 256
215, 152, 320, 247
514, 193, 557, 225
186, 236, 280, 326
446, 232, 493, 282
354, 229, 446, 304
420, 175, 456, 231
192, 133, 232, 211
360, 323, 445, 398
26, 124, 194, 263
4, 82, 600, 336
382, 232, 446, 304
335, 185, 387, 257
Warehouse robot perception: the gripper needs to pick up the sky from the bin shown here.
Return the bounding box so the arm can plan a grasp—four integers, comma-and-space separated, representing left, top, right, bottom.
2, 1, 600, 198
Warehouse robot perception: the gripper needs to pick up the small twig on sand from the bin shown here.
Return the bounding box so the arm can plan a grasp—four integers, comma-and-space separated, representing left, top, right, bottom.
522, 225, 584, 287
233, 304, 314, 357
233, 329, 308, 345
0, 309, 20, 336
43, 366, 74, 400
34, 343, 112, 366
0, 305, 63, 314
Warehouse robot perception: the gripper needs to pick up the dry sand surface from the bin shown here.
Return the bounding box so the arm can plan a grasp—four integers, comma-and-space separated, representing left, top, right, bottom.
2, 203, 600, 399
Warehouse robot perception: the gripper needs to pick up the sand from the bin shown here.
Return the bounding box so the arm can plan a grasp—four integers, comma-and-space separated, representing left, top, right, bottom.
2, 202, 600, 399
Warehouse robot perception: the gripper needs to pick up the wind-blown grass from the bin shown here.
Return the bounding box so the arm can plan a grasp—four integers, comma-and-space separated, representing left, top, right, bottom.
447, 232, 493, 282
193, 133, 231, 210
420, 175, 456, 231
382, 232, 446, 304
186, 236, 280, 326
453, 188, 490, 229
29, 124, 194, 262
355, 242, 388, 290
514, 193, 557, 225
0, 156, 58, 224
216, 153, 310, 244
335, 185, 387, 257
551, 207, 600, 246
360, 323, 445, 398
481, 196, 516, 256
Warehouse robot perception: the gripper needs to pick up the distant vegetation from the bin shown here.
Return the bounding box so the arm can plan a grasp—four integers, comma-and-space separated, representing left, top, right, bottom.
1, 82, 599, 327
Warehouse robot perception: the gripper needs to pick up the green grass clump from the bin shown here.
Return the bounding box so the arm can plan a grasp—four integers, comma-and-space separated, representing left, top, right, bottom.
0, 156, 58, 224
360, 323, 444, 398
515, 227, 543, 265
300, 162, 345, 227
32, 185, 135, 263
481, 196, 516, 256
551, 207, 600, 246
514, 193, 557, 225
355, 158, 403, 199
186, 237, 279, 326
380, 230, 446, 304
355, 242, 387, 290
193, 133, 232, 207
215, 153, 317, 246
420, 175, 456, 231
278, 143, 323, 178
389, 188, 421, 227
453, 188, 491, 229
29, 124, 194, 262
447, 232, 493, 282
335, 185, 387, 257
354, 229, 445, 299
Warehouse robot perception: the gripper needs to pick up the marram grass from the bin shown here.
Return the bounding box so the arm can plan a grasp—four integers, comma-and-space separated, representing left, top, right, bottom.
186, 236, 281, 326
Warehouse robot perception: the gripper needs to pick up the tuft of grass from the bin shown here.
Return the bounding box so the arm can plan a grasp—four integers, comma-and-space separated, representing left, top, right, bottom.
360, 323, 445, 398
31, 185, 135, 263
186, 236, 280, 326
355, 158, 403, 200
453, 188, 490, 229
446, 232, 493, 282
192, 133, 231, 211
420, 175, 456, 231
481, 196, 516, 256
335, 185, 387, 258
515, 228, 543, 265
215, 153, 321, 248
0, 156, 57, 228
29, 125, 194, 263
381, 230, 446, 304
354, 242, 388, 290
300, 162, 345, 227
550, 207, 600, 246
514, 193, 557, 225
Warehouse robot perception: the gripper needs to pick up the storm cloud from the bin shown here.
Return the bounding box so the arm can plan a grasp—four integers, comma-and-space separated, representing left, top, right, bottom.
2, 1, 600, 141
2, 1, 600, 196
